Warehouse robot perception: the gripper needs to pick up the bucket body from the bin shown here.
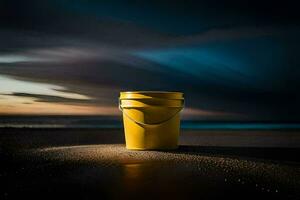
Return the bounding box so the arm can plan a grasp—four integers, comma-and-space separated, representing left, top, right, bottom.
119, 91, 184, 150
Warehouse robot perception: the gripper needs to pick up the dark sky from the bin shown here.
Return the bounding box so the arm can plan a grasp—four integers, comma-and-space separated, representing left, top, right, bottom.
0, 0, 300, 120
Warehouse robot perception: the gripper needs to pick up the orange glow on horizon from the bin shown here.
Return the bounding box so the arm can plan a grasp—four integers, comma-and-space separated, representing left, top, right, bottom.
0, 95, 120, 115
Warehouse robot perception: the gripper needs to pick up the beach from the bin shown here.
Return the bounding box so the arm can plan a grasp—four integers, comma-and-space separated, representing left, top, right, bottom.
1, 128, 300, 199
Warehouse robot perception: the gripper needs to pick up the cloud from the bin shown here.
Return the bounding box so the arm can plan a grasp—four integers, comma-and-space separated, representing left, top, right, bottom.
7, 93, 92, 104
0, 1, 300, 120
0, 74, 91, 100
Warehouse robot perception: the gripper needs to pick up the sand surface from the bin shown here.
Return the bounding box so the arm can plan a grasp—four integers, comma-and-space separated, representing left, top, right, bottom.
1, 128, 300, 199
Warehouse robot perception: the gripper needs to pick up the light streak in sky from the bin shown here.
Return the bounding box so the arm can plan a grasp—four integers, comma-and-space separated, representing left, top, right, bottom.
0, 75, 91, 100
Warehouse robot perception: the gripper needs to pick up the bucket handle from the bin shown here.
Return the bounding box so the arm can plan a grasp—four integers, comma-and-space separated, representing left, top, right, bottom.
119, 99, 184, 127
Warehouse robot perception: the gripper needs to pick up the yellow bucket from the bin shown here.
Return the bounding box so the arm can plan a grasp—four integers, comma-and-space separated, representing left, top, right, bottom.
119, 91, 184, 150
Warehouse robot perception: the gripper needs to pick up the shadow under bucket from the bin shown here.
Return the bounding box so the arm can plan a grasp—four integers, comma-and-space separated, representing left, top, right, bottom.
119, 91, 184, 150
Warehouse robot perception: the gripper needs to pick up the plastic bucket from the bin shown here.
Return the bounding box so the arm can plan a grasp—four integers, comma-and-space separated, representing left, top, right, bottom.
119, 91, 184, 150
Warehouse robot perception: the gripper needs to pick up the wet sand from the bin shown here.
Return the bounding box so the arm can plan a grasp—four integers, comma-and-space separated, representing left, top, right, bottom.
1, 128, 300, 199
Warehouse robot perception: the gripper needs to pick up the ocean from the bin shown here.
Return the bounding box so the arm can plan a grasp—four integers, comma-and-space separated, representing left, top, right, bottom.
1, 115, 300, 130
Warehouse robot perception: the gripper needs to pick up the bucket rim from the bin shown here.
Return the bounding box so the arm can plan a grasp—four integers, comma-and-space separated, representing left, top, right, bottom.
120, 91, 183, 94
120, 91, 184, 100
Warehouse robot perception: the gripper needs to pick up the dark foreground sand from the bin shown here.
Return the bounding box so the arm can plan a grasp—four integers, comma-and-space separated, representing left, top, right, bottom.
1, 128, 300, 199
